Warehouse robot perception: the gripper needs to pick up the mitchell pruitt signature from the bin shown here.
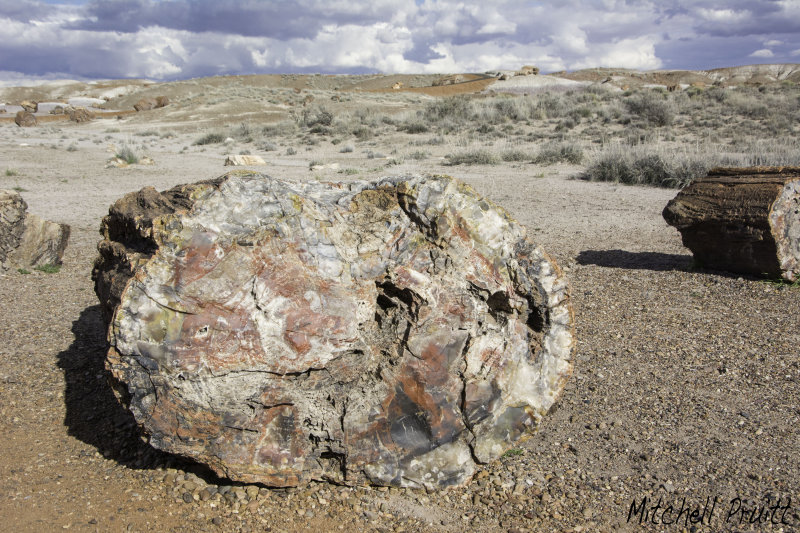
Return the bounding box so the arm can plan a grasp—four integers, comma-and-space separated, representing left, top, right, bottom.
626, 494, 797, 528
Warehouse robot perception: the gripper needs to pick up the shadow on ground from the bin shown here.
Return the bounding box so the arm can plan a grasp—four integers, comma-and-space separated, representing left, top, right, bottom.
56, 305, 223, 483
577, 250, 693, 272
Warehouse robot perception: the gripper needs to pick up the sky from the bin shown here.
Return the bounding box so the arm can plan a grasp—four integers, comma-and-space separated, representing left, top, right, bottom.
1, 0, 800, 84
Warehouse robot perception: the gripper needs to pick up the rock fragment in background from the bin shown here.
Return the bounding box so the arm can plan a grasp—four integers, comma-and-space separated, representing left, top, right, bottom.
664, 166, 800, 281
224, 155, 266, 166
68, 106, 94, 123
134, 96, 169, 111
14, 111, 36, 127
94, 172, 574, 489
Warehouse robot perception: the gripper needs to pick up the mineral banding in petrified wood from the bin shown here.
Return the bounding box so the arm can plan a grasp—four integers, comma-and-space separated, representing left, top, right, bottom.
663, 167, 800, 281
93, 171, 574, 489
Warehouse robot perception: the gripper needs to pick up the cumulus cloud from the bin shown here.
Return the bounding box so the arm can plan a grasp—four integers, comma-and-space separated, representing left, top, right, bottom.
0, 0, 799, 81
750, 48, 775, 58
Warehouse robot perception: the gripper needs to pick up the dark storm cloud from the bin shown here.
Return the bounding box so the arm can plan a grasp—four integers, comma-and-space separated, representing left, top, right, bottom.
677, 0, 800, 36
68, 0, 399, 39
0, 0, 48, 22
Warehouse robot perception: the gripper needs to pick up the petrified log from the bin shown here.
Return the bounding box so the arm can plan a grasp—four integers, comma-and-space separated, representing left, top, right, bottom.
68, 106, 94, 123
134, 96, 169, 112
1, 189, 70, 270
224, 154, 266, 166
663, 167, 800, 281
93, 172, 574, 489
15, 111, 36, 127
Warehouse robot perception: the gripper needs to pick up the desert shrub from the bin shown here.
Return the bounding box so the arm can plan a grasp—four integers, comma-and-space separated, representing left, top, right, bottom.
259, 141, 278, 151
339, 145, 354, 153
352, 126, 372, 140
444, 148, 499, 166
116, 144, 139, 164
262, 121, 297, 137
286, 147, 297, 155
579, 144, 710, 188
489, 97, 532, 122
309, 124, 332, 135
407, 150, 429, 160
302, 106, 334, 128
721, 138, 800, 166
555, 117, 578, 131
194, 132, 225, 145
401, 121, 430, 134
624, 91, 674, 126
424, 97, 473, 122
535, 93, 569, 119
533, 142, 585, 165
500, 149, 531, 162
233, 122, 254, 142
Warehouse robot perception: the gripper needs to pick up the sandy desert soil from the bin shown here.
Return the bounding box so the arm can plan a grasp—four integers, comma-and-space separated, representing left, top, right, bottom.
0, 71, 799, 533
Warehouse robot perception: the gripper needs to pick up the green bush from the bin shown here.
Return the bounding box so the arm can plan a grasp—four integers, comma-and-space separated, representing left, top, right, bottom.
34, 264, 61, 274
116, 145, 139, 164
624, 91, 674, 126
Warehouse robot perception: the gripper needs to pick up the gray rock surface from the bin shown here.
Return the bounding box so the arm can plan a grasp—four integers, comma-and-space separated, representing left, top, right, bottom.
94, 172, 574, 489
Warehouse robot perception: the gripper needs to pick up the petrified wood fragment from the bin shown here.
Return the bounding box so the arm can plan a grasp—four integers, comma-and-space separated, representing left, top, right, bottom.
663, 167, 800, 281
93, 172, 574, 489
1, 189, 70, 270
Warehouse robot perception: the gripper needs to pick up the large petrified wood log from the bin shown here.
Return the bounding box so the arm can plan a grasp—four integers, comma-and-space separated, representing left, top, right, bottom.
93, 171, 574, 489
663, 167, 800, 281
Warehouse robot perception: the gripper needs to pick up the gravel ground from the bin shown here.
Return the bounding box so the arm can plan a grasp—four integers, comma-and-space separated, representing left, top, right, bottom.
1, 108, 799, 533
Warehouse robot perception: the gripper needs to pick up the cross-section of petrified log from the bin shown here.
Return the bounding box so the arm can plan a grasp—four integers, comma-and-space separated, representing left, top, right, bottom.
663, 167, 800, 281
93, 172, 574, 489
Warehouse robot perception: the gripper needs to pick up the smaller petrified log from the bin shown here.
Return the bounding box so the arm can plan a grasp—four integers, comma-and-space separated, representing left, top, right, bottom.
134, 96, 169, 112
224, 154, 266, 166
68, 106, 94, 123
15, 111, 36, 127
0, 189, 70, 270
663, 167, 800, 281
